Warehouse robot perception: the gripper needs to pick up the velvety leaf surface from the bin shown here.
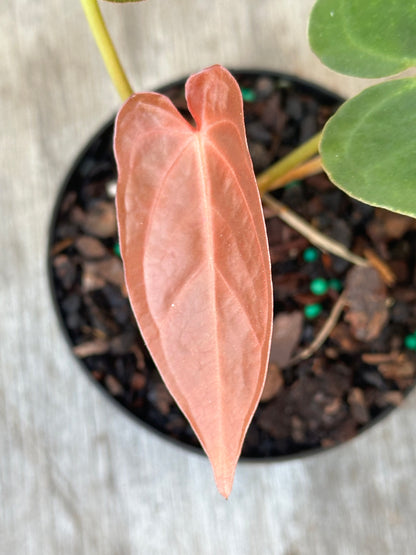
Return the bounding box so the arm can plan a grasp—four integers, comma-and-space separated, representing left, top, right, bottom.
320, 78, 416, 217
103, 1, 145, 3
309, 0, 416, 77
114, 65, 273, 497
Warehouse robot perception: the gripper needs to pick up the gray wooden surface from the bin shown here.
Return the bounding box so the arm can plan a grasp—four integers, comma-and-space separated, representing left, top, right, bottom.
2, 1, 416, 553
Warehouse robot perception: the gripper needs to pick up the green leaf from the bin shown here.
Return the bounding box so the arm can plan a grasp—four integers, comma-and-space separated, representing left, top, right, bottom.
102, 0, 145, 3
309, 0, 416, 78
320, 78, 416, 217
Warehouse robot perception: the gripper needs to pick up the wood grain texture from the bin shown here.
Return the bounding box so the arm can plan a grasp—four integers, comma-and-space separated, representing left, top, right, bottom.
2, 1, 416, 553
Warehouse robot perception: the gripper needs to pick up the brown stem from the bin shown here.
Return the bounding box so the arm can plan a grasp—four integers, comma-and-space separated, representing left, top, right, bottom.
262, 193, 369, 267
364, 248, 396, 286
285, 293, 347, 367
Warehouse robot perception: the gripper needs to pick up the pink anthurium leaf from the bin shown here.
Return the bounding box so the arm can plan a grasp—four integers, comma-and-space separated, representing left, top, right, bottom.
114, 65, 273, 497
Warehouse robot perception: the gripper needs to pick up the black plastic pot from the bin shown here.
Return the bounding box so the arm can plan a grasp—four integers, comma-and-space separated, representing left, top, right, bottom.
48, 70, 416, 461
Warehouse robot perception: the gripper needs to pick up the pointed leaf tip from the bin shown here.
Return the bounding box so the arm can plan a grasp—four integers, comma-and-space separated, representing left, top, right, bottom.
215, 468, 236, 499
114, 65, 273, 494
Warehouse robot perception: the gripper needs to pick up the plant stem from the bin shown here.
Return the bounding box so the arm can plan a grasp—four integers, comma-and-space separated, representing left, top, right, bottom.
363, 248, 396, 286
80, 0, 133, 101
285, 292, 347, 367
266, 156, 323, 191
257, 131, 322, 195
262, 193, 369, 267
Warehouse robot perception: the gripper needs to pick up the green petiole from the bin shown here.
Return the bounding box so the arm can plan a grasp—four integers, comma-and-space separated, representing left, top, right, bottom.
80, 0, 133, 101
257, 131, 322, 195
